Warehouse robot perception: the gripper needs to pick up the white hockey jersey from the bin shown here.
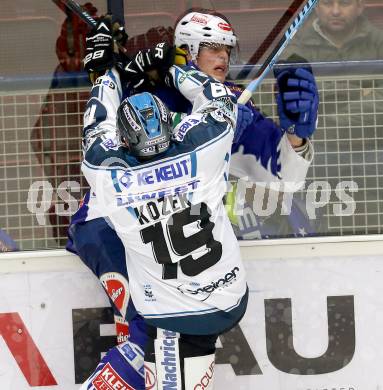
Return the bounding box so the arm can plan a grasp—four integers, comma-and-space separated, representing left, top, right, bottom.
81, 66, 248, 334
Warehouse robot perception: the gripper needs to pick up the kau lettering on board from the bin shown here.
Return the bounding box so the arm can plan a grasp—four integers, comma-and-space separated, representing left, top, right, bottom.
0, 296, 355, 386
73, 295, 355, 382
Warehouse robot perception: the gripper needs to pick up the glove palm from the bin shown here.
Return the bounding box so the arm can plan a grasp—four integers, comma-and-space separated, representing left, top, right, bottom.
274, 66, 319, 139
123, 42, 175, 88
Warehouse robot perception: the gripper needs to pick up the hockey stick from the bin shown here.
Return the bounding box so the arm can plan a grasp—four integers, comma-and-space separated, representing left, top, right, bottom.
51, 0, 128, 54
237, 0, 319, 104
52, 0, 97, 27
237, 0, 306, 80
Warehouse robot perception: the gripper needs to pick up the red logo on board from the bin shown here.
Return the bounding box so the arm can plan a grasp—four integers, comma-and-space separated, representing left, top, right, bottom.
0, 313, 57, 386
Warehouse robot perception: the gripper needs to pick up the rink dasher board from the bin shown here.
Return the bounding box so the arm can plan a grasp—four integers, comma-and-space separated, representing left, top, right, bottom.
0, 237, 382, 390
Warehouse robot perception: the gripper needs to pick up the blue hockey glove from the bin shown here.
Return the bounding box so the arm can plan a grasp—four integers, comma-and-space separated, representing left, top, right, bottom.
274, 66, 319, 139
234, 104, 253, 143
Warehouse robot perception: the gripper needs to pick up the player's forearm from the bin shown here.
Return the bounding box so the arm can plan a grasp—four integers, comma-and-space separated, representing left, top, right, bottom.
167, 65, 214, 105
278, 134, 313, 190
82, 68, 122, 154
168, 65, 237, 127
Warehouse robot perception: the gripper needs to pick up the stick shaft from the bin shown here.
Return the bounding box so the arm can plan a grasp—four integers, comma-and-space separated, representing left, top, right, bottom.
237, 0, 319, 104
58, 0, 97, 27
52, 0, 129, 54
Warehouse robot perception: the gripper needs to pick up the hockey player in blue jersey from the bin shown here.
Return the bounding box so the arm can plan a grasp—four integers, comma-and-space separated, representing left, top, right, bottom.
172, 10, 318, 237
70, 11, 319, 389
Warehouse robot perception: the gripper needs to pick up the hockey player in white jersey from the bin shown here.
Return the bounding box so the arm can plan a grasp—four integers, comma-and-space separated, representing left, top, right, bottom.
73, 12, 319, 389
80, 63, 246, 389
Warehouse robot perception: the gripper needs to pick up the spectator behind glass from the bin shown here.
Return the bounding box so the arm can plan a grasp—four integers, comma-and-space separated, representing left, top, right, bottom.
284, 0, 383, 62
283, 0, 383, 237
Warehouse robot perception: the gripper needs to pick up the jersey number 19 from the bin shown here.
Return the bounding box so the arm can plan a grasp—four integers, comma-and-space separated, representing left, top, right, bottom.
140, 202, 222, 279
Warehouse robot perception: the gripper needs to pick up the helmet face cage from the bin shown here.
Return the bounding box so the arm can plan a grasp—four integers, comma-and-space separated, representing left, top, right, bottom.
174, 12, 238, 64
117, 93, 172, 159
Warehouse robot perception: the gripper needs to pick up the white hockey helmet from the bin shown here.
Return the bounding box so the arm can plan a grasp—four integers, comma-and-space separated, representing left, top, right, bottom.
174, 11, 237, 61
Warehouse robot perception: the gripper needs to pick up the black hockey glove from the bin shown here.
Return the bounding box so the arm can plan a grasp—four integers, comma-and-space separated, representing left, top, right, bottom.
123, 42, 175, 88
83, 16, 128, 80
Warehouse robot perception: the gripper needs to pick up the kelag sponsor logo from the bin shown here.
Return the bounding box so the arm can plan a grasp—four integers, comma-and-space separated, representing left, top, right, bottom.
177, 267, 240, 300
119, 171, 133, 189
119, 158, 192, 189
119, 342, 145, 377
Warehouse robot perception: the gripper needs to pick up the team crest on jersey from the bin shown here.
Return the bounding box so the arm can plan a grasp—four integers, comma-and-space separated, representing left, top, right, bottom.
143, 284, 156, 302
101, 137, 119, 151
210, 109, 226, 123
